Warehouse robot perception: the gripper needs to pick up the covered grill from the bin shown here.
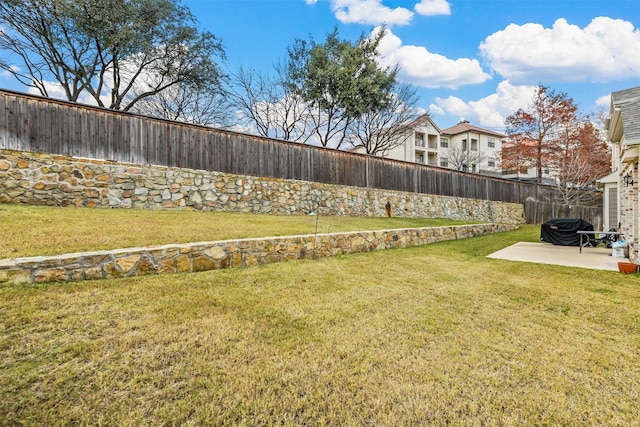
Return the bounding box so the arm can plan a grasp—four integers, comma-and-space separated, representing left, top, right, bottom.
540, 218, 594, 246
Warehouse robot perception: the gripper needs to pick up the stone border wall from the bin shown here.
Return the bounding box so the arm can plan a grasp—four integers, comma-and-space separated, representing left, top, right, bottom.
0, 223, 517, 285
0, 149, 525, 223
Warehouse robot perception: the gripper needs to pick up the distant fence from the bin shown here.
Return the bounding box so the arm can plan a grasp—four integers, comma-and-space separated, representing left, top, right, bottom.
524, 200, 603, 229
0, 89, 602, 207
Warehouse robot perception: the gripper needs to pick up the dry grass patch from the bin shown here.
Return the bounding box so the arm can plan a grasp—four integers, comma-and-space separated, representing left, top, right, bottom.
2, 226, 640, 425
0, 203, 474, 259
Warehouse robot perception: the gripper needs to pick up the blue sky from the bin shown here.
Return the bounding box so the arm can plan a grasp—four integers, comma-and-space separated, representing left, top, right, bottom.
1, 0, 639, 132
184, 0, 640, 131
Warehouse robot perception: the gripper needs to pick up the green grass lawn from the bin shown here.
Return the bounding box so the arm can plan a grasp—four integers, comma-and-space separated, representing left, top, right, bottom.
1, 206, 640, 425
0, 203, 475, 259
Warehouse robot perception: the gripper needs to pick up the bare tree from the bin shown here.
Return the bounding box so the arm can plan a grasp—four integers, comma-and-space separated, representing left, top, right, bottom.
348, 83, 420, 155
447, 145, 487, 172
227, 65, 311, 142
132, 81, 231, 127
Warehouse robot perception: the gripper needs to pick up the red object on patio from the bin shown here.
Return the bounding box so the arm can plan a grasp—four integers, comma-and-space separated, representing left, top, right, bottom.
618, 262, 638, 274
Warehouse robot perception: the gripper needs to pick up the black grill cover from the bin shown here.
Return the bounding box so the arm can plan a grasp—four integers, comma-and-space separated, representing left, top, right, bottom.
540, 218, 594, 246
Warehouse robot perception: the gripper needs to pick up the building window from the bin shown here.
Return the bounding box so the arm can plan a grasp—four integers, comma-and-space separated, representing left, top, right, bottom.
440, 157, 448, 167
415, 152, 425, 164
488, 137, 495, 148
462, 139, 467, 151
440, 137, 448, 148
471, 139, 478, 151
428, 134, 438, 150
487, 157, 496, 168
415, 133, 425, 147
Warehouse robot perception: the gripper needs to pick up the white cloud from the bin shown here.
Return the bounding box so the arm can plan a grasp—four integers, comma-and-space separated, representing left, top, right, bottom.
373, 27, 491, 89
414, 0, 451, 16
305, 0, 318, 4
0, 65, 19, 78
595, 94, 611, 109
26, 80, 99, 105
427, 103, 444, 115
330, 0, 413, 26
431, 81, 537, 129
480, 17, 640, 83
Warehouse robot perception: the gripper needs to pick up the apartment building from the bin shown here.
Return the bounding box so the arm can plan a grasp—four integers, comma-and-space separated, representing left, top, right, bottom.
364, 115, 504, 175
439, 120, 504, 175
382, 114, 442, 166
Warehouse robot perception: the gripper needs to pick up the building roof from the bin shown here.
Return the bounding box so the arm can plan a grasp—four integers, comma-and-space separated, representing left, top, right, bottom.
596, 171, 619, 188
440, 120, 505, 138
611, 86, 640, 145
406, 113, 441, 133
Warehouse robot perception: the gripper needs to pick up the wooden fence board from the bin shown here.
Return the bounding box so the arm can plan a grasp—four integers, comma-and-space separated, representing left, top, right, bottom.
524, 200, 603, 229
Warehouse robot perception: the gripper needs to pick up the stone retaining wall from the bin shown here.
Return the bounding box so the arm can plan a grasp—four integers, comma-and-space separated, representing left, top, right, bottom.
0, 223, 517, 285
0, 149, 525, 223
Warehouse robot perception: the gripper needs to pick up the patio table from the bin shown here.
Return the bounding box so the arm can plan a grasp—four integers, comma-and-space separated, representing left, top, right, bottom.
577, 230, 622, 253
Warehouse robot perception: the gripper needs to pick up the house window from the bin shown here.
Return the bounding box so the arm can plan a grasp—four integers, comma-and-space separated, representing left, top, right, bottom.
487, 157, 496, 168
440, 157, 448, 167
415, 133, 425, 147
462, 139, 467, 151
488, 137, 495, 148
440, 137, 448, 148
471, 139, 478, 151
543, 167, 550, 175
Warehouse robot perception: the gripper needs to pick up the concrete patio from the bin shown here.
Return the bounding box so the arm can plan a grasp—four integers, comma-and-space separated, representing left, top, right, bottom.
487, 241, 628, 271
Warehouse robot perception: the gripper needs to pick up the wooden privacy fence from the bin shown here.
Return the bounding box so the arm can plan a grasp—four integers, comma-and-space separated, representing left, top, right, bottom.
0, 89, 601, 206
524, 200, 603, 229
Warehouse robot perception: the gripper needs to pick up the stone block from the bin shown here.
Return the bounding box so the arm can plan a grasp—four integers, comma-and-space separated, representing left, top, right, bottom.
83, 188, 100, 198
245, 254, 259, 266
158, 259, 176, 273
116, 255, 140, 274
176, 255, 191, 272
192, 256, 217, 272
67, 268, 84, 281
103, 262, 124, 278
232, 251, 243, 267
204, 246, 226, 260
34, 268, 68, 283
0, 269, 31, 284
84, 266, 104, 280
6, 189, 24, 198
135, 257, 158, 276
